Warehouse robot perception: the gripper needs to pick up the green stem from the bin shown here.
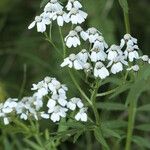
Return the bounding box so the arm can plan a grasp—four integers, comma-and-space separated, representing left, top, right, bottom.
18, 64, 27, 99
68, 69, 92, 106
125, 100, 136, 150
49, 24, 52, 40
91, 81, 101, 125
86, 132, 92, 150
59, 27, 66, 58
124, 12, 130, 34
44, 32, 62, 57
97, 88, 117, 97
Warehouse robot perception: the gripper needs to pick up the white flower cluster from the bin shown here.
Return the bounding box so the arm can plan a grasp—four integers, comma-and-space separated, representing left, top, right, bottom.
28, 0, 87, 32
61, 28, 150, 78
0, 77, 87, 125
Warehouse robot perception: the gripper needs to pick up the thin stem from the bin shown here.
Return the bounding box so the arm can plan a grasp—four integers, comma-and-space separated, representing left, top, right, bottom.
91, 81, 101, 125
59, 27, 66, 58
49, 24, 52, 40
124, 12, 130, 33
125, 100, 136, 150
44, 32, 62, 57
97, 88, 117, 97
68, 69, 92, 106
18, 64, 27, 99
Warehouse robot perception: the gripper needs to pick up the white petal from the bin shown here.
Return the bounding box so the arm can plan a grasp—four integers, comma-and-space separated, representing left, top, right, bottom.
57, 16, 64, 26
47, 99, 56, 109
28, 21, 36, 29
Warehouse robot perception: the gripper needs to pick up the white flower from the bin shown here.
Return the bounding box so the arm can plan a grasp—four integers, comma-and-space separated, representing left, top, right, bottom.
76, 49, 89, 64
107, 55, 128, 74
140, 55, 149, 62
80, 27, 102, 43
28, 13, 51, 33
47, 99, 56, 110
0, 98, 18, 125
75, 107, 87, 122
94, 62, 109, 79
34, 87, 48, 99
107, 47, 128, 74
48, 78, 61, 94
90, 47, 107, 62
65, 30, 80, 48
127, 65, 139, 72
67, 8, 87, 24
124, 45, 139, 62
61, 54, 84, 70
40, 112, 49, 119
107, 45, 123, 61
50, 106, 68, 122
120, 34, 138, 48
52, 10, 70, 26
44, 0, 63, 12
93, 36, 108, 50
67, 97, 83, 110
66, 0, 82, 10
83, 63, 93, 73
111, 62, 124, 74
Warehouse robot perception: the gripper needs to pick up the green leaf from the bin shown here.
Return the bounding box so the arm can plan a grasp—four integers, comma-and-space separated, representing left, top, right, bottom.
135, 124, 150, 132
24, 139, 43, 150
102, 120, 127, 129
40, 0, 49, 8
125, 64, 150, 106
109, 83, 131, 99
94, 127, 109, 150
118, 0, 129, 13
101, 77, 123, 86
132, 136, 150, 148
137, 104, 150, 111
102, 127, 121, 139
97, 102, 126, 111
73, 131, 83, 143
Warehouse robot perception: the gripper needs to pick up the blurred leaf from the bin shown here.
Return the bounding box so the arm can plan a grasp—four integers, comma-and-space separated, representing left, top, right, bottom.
73, 131, 83, 143
24, 139, 43, 150
125, 64, 150, 106
94, 127, 109, 150
101, 77, 123, 86
118, 0, 129, 13
40, 0, 49, 8
137, 104, 150, 111
135, 124, 150, 132
102, 127, 121, 139
109, 83, 131, 99
132, 136, 150, 149
102, 120, 127, 129
97, 102, 126, 111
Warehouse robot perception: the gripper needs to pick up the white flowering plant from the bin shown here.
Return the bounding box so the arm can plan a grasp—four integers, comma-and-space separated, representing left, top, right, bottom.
1, 0, 150, 150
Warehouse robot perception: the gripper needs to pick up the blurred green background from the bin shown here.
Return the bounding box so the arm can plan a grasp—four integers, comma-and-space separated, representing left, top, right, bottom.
0, 0, 150, 149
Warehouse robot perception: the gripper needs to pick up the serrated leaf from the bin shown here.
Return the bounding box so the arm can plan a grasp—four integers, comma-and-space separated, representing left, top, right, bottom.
137, 104, 150, 111
97, 102, 126, 111
132, 136, 150, 148
94, 127, 109, 150
118, 0, 129, 13
102, 120, 127, 129
135, 124, 150, 132
102, 127, 121, 139
24, 139, 43, 150
73, 131, 83, 143
40, 0, 49, 8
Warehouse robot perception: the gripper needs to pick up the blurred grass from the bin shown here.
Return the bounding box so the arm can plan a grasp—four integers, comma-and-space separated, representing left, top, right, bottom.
0, 0, 150, 149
